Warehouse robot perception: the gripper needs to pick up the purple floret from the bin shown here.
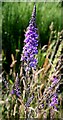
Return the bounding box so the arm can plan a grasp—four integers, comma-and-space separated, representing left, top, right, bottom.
11, 89, 15, 94
52, 76, 59, 85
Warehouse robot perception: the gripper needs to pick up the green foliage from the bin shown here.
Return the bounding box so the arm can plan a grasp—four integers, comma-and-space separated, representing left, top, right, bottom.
36, 2, 61, 45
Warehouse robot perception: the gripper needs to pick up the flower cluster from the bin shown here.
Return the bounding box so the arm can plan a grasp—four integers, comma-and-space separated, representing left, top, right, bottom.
21, 5, 38, 71
11, 73, 21, 97
49, 93, 58, 110
50, 76, 59, 89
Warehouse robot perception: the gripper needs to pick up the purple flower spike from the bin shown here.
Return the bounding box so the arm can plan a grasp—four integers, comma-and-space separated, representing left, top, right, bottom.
49, 93, 58, 110
11, 73, 21, 97
21, 4, 38, 71
25, 93, 34, 107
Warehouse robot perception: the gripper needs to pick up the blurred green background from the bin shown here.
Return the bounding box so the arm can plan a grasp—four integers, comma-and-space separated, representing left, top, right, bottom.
2, 2, 62, 73
0, 2, 2, 54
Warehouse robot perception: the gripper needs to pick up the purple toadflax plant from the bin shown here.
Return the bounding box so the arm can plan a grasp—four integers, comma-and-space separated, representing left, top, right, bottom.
20, 4, 38, 118
21, 4, 38, 72
11, 73, 21, 97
